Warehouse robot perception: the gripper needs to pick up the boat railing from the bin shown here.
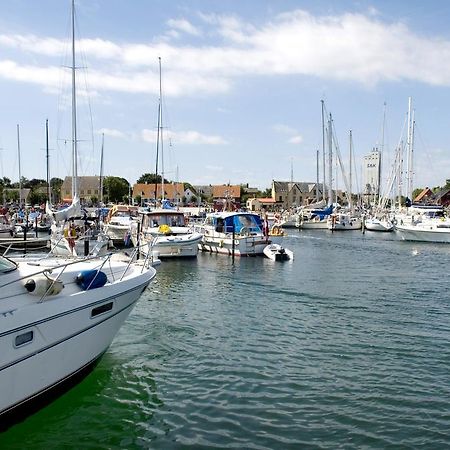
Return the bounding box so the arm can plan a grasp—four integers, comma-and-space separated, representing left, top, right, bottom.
0, 253, 112, 303
46, 229, 111, 257
0, 247, 154, 303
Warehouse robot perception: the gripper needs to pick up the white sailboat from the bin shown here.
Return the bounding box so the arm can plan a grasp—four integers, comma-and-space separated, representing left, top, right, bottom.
47, 2, 110, 257
298, 102, 334, 229
328, 129, 362, 231
364, 216, 394, 232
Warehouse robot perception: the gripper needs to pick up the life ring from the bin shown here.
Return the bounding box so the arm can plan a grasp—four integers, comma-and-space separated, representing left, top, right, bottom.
270, 225, 282, 236
158, 224, 172, 234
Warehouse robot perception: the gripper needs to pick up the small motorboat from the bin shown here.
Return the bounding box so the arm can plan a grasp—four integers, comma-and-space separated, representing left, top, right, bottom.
263, 243, 293, 261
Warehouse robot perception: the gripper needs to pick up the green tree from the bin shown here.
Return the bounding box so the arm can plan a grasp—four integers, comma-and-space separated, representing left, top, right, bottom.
50, 177, 64, 203
103, 176, 130, 203
24, 178, 46, 189
28, 191, 47, 206
137, 173, 170, 184
0, 177, 11, 188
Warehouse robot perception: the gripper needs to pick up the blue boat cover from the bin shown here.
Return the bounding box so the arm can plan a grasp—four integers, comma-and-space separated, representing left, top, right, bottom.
76, 270, 108, 290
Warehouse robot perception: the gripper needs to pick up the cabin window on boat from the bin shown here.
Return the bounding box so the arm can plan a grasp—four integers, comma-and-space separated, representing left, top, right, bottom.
15, 330, 34, 347
216, 218, 224, 232
91, 302, 113, 318
0, 256, 17, 273
232, 215, 262, 233
172, 215, 185, 226
150, 216, 161, 227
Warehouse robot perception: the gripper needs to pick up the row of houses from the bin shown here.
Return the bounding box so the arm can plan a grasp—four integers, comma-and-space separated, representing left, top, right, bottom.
56, 176, 326, 209
413, 186, 450, 206
17, 175, 450, 209
58, 177, 327, 210
130, 181, 450, 209
132, 182, 242, 209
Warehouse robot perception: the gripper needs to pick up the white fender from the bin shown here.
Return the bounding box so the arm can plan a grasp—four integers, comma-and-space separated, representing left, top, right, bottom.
25, 275, 64, 297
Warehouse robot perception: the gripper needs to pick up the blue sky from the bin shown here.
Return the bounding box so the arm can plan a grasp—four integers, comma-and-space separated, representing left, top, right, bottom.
0, 0, 449, 192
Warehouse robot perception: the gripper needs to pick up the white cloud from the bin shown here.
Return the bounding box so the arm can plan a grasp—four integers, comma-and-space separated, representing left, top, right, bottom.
167, 19, 201, 36
141, 128, 228, 145
273, 124, 298, 135
204, 164, 223, 171
0, 59, 60, 86
288, 135, 303, 144
98, 128, 128, 139
273, 124, 303, 144
2, 9, 450, 97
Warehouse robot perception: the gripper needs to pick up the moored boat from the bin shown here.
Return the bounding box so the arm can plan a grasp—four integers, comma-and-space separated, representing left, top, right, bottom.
195, 211, 281, 256
328, 213, 362, 231
364, 216, 394, 232
0, 249, 156, 429
132, 209, 203, 258
103, 204, 138, 245
395, 217, 450, 243
263, 243, 293, 261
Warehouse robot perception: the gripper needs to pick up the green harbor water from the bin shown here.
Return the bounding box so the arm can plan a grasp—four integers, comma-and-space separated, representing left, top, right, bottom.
2, 230, 450, 449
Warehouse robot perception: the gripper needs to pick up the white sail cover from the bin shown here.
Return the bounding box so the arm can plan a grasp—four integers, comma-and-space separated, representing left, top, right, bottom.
46, 195, 82, 223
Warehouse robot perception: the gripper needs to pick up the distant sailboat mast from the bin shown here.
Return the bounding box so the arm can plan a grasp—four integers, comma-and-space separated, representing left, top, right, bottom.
99, 132, 104, 204
349, 130, 353, 210
410, 110, 415, 200
406, 97, 413, 202
327, 114, 333, 206
154, 56, 163, 203
159, 57, 165, 202
70, 0, 78, 200
46, 119, 51, 203
316, 148, 320, 202
321, 100, 326, 203
17, 124, 22, 206
378, 101, 386, 202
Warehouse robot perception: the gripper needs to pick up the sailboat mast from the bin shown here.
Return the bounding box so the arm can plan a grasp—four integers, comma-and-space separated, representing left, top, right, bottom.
154, 56, 161, 204
71, 0, 78, 200
316, 148, 319, 202
159, 57, 165, 202
349, 130, 353, 210
46, 119, 51, 203
321, 100, 326, 202
405, 97, 412, 202
17, 124, 22, 206
99, 132, 104, 204
378, 101, 386, 201
327, 114, 333, 206
409, 109, 415, 201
